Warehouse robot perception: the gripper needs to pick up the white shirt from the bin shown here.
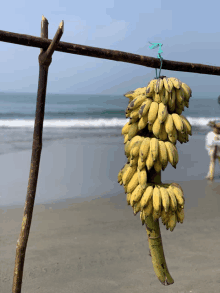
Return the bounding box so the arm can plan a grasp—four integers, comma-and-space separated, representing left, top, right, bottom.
205, 131, 220, 156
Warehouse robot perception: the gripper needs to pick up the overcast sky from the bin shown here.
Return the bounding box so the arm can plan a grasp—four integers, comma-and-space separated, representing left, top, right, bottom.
0, 0, 220, 96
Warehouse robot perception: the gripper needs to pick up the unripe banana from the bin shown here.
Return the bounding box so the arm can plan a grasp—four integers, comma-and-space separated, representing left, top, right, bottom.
152, 208, 161, 221
148, 102, 159, 125
159, 186, 170, 213
169, 77, 182, 89
142, 198, 153, 217
128, 122, 139, 140
122, 165, 136, 186
138, 114, 148, 130
138, 156, 146, 170
127, 171, 139, 193
165, 141, 179, 168
153, 186, 162, 213
139, 98, 153, 118
167, 187, 177, 212
164, 114, 174, 135
140, 185, 154, 209
168, 88, 176, 113
139, 137, 151, 162
126, 193, 132, 205
138, 168, 148, 189
146, 149, 154, 171
152, 117, 161, 138
168, 212, 177, 231
172, 113, 184, 133
158, 103, 168, 123
128, 94, 147, 111
158, 140, 168, 168
130, 185, 145, 205
150, 137, 159, 162
154, 158, 162, 172
180, 115, 192, 136
158, 123, 168, 141
161, 209, 170, 225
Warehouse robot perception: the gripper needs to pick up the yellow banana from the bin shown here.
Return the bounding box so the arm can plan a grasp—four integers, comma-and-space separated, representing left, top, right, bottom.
154, 92, 161, 103
133, 200, 142, 215
124, 90, 135, 99
127, 171, 139, 193
118, 169, 123, 183
148, 123, 153, 132
139, 137, 151, 162
138, 114, 148, 131
168, 88, 176, 113
158, 140, 168, 168
180, 115, 192, 136
127, 122, 139, 140
130, 156, 139, 167
139, 98, 153, 118
124, 134, 129, 144
181, 83, 192, 102
161, 208, 170, 226
130, 140, 143, 159
146, 79, 157, 94
176, 88, 185, 109
133, 87, 148, 97
126, 193, 132, 205
168, 212, 177, 231
153, 185, 162, 213
129, 108, 140, 123
127, 94, 147, 111
167, 78, 174, 92
176, 208, 184, 223
140, 185, 154, 209
121, 121, 130, 135
146, 149, 154, 171
168, 126, 177, 144
158, 123, 168, 141
170, 185, 185, 206
172, 113, 184, 133
167, 187, 177, 212
128, 136, 144, 154
122, 165, 136, 186
163, 77, 172, 92
160, 87, 168, 105
165, 141, 179, 168
155, 78, 164, 93
158, 103, 168, 123
142, 198, 153, 217
124, 141, 131, 157
131, 185, 145, 206
138, 156, 146, 170
150, 137, 159, 162
164, 114, 174, 135
154, 158, 162, 172
159, 186, 170, 213
169, 77, 182, 89
152, 117, 161, 138
119, 179, 123, 185
152, 209, 161, 221
138, 168, 148, 190
148, 101, 159, 125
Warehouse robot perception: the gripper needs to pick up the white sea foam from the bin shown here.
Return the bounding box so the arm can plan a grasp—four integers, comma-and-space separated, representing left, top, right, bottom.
0, 116, 219, 128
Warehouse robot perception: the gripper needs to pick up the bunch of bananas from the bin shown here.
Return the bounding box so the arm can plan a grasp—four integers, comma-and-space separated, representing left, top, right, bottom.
118, 76, 192, 231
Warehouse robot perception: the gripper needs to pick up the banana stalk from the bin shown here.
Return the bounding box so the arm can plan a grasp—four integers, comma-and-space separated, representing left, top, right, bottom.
145, 169, 174, 285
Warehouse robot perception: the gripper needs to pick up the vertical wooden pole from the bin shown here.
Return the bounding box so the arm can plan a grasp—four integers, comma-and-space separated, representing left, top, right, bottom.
12, 16, 64, 293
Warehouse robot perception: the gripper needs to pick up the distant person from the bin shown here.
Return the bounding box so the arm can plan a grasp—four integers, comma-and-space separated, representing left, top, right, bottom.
205, 121, 220, 181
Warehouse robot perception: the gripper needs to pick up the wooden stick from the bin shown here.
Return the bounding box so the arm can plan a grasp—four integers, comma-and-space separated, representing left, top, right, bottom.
0, 29, 220, 75
12, 16, 63, 293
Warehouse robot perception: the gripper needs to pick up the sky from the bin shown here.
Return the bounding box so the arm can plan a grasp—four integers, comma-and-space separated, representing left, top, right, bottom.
0, 0, 220, 96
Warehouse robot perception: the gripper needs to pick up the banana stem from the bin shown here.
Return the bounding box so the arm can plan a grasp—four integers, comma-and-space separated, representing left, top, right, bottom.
146, 169, 174, 285
145, 215, 174, 285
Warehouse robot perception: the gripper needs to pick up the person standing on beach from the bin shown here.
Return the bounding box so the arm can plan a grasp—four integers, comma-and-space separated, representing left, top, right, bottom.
205, 121, 220, 181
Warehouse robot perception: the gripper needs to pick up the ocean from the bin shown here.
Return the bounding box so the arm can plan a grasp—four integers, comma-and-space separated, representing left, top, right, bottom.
0, 91, 219, 155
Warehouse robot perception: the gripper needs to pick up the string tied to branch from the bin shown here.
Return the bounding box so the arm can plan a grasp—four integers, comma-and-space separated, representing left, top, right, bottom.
149, 42, 163, 79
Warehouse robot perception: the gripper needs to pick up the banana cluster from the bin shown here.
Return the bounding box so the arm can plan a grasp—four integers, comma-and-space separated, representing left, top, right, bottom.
123, 77, 192, 145
119, 77, 191, 231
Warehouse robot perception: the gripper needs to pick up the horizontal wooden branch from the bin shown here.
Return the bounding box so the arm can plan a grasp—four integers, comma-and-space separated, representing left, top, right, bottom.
0, 29, 220, 75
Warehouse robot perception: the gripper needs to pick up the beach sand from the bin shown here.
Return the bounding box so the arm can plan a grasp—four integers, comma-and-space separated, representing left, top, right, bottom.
1, 135, 220, 292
